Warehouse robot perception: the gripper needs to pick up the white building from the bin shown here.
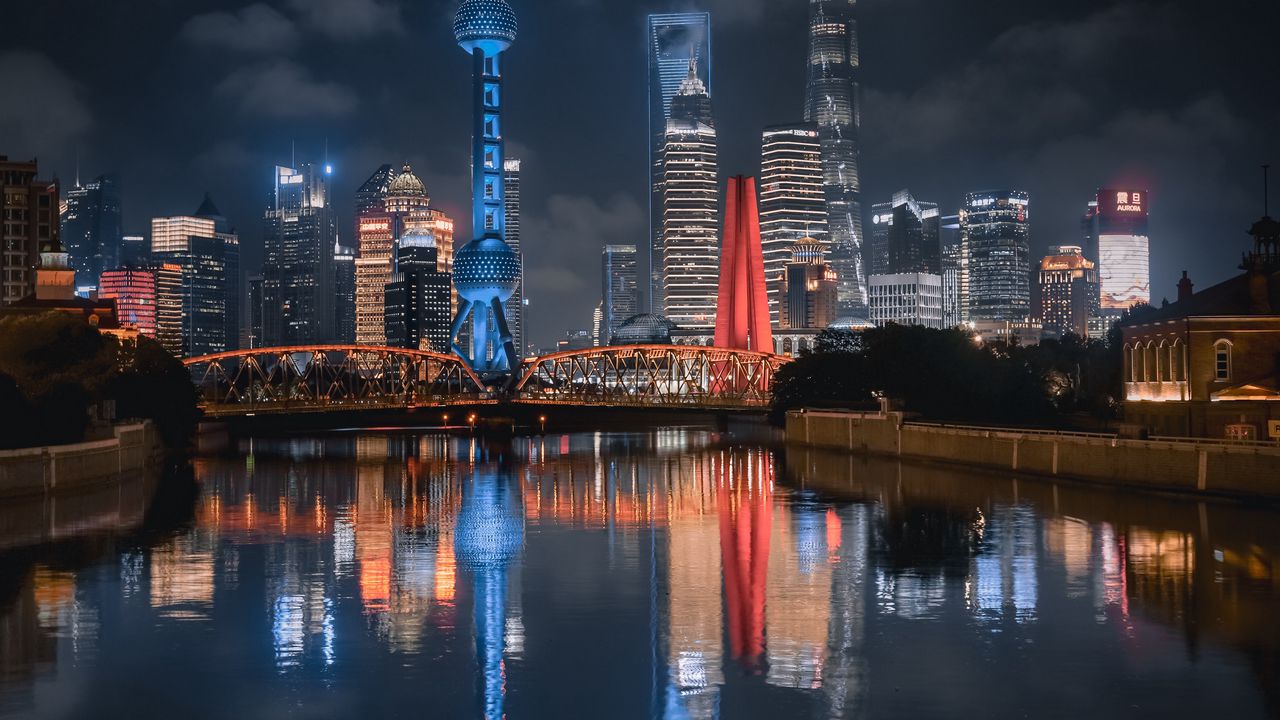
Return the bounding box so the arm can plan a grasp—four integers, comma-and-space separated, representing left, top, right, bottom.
868, 273, 944, 330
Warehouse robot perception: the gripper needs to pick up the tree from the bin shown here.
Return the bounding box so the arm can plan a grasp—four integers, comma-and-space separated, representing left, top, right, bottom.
111, 336, 201, 447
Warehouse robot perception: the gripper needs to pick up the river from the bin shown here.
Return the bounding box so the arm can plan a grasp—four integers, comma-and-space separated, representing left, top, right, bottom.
0, 429, 1275, 718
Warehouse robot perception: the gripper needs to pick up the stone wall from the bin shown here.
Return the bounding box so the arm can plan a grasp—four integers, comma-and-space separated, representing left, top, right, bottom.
786, 410, 1280, 499
0, 422, 161, 497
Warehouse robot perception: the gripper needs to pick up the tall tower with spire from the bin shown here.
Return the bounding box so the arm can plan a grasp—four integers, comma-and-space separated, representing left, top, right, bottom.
804, 0, 867, 321
450, 0, 522, 374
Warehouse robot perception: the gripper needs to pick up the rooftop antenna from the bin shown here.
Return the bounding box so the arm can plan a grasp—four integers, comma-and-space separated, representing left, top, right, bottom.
74, 148, 80, 188
1264, 164, 1271, 217
291, 139, 296, 169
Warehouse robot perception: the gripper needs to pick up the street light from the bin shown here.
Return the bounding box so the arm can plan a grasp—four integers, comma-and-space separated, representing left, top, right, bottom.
539, 415, 547, 433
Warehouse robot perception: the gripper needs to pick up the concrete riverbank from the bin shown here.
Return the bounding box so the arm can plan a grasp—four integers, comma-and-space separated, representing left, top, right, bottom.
786, 410, 1280, 500
0, 421, 161, 497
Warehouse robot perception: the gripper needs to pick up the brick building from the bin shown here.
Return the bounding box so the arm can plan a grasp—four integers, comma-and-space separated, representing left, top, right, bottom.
1121, 214, 1280, 438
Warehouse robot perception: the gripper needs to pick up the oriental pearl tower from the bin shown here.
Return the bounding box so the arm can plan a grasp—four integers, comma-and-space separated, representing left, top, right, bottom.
449, 0, 522, 374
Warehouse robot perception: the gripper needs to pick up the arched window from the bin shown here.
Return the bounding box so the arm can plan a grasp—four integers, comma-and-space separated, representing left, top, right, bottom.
1214, 340, 1233, 381
1123, 344, 1135, 383
1158, 340, 1171, 382
1144, 343, 1157, 382
1170, 339, 1186, 382
783, 338, 794, 355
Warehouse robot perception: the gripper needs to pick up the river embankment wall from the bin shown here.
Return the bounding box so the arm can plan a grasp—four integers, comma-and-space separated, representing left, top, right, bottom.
785, 410, 1280, 499
0, 422, 161, 497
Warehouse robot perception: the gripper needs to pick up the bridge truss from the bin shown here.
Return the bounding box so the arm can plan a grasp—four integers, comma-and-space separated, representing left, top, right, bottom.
184, 344, 790, 416
514, 345, 786, 408
184, 346, 484, 417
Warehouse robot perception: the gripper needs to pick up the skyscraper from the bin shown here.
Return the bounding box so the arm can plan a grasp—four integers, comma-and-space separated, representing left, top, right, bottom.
1036, 245, 1098, 338
0, 156, 59, 305
939, 216, 964, 326
661, 58, 719, 331
504, 158, 523, 354
356, 212, 394, 346
647, 12, 711, 312
961, 190, 1031, 322
355, 164, 397, 216
450, 0, 522, 372
804, 0, 866, 320
262, 163, 336, 346
760, 124, 827, 326
60, 173, 122, 294
120, 234, 148, 268
601, 244, 639, 343
99, 268, 157, 337
334, 242, 356, 343
1083, 188, 1151, 316
385, 227, 452, 352
151, 197, 239, 357
246, 273, 263, 349
782, 241, 838, 330
869, 189, 939, 276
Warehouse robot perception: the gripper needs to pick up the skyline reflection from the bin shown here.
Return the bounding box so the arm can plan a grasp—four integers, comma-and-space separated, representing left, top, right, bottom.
0, 433, 1274, 718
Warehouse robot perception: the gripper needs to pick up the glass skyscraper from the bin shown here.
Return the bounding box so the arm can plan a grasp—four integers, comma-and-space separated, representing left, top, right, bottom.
601, 244, 638, 343
760, 123, 827, 327
151, 197, 240, 357
647, 12, 711, 313
804, 0, 866, 320
334, 242, 356, 343
262, 163, 336, 346
961, 190, 1031, 323
61, 173, 122, 294
869, 189, 939, 276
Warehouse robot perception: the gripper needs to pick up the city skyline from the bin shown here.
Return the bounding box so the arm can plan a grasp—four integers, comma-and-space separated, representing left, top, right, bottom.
3, 0, 1278, 347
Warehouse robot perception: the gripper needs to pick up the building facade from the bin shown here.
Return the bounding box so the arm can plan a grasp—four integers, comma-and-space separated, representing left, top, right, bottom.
261, 163, 336, 346
384, 228, 452, 353
760, 124, 827, 327
151, 198, 239, 357
869, 189, 940, 276
647, 12, 711, 313
805, 0, 867, 320
334, 242, 356, 344
939, 216, 964, 326
1121, 217, 1280, 438
60, 173, 122, 294
961, 190, 1031, 322
1, 156, 59, 305
1036, 245, 1098, 338
504, 158, 523, 354
868, 272, 944, 330
661, 59, 719, 331
601, 244, 639, 344
98, 268, 157, 337
1084, 188, 1151, 317
782, 241, 838, 330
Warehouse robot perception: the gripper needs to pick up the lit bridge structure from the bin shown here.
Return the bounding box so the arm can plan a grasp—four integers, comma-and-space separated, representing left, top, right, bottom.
183, 344, 791, 419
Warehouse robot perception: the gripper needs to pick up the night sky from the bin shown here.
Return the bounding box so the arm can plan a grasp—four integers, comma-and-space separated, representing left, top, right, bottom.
4, 0, 1278, 347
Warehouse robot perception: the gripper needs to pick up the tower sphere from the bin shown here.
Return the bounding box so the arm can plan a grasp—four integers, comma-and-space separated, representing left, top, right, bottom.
453, 0, 517, 54
453, 237, 520, 302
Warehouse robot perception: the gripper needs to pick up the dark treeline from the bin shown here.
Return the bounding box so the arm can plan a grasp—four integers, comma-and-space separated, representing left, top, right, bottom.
770, 315, 1151, 428
0, 313, 199, 449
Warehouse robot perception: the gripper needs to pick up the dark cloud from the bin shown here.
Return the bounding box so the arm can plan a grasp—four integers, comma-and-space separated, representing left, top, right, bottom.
215, 61, 358, 118
181, 4, 300, 54
524, 194, 646, 334
284, 0, 403, 40
0, 52, 91, 158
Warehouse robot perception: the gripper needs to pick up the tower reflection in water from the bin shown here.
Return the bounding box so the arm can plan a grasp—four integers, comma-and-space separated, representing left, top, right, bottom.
454, 443, 524, 720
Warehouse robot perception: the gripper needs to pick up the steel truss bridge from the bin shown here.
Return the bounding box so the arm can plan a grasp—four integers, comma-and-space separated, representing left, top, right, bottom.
184, 344, 790, 418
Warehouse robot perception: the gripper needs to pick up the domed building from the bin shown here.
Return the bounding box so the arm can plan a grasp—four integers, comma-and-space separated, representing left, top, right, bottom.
610, 314, 677, 346
385, 163, 429, 215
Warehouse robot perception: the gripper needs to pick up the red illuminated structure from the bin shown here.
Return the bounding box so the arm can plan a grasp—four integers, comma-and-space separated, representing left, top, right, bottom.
714, 176, 773, 352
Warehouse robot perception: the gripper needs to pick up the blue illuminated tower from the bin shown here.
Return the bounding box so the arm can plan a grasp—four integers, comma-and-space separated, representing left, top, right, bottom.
449, 0, 522, 374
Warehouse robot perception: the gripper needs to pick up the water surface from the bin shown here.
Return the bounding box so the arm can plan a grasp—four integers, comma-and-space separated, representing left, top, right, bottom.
0, 430, 1276, 718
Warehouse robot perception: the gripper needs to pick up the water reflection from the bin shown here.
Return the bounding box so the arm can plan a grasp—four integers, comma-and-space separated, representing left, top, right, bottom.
0, 434, 1275, 718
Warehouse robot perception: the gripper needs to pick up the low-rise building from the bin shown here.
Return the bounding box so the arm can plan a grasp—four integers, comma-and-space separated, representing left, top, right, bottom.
1121, 216, 1280, 438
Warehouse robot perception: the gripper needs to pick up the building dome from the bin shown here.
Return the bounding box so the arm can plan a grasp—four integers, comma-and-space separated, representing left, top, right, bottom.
611, 314, 677, 346
454, 0, 517, 54
829, 317, 875, 331
453, 237, 520, 302
387, 163, 427, 199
